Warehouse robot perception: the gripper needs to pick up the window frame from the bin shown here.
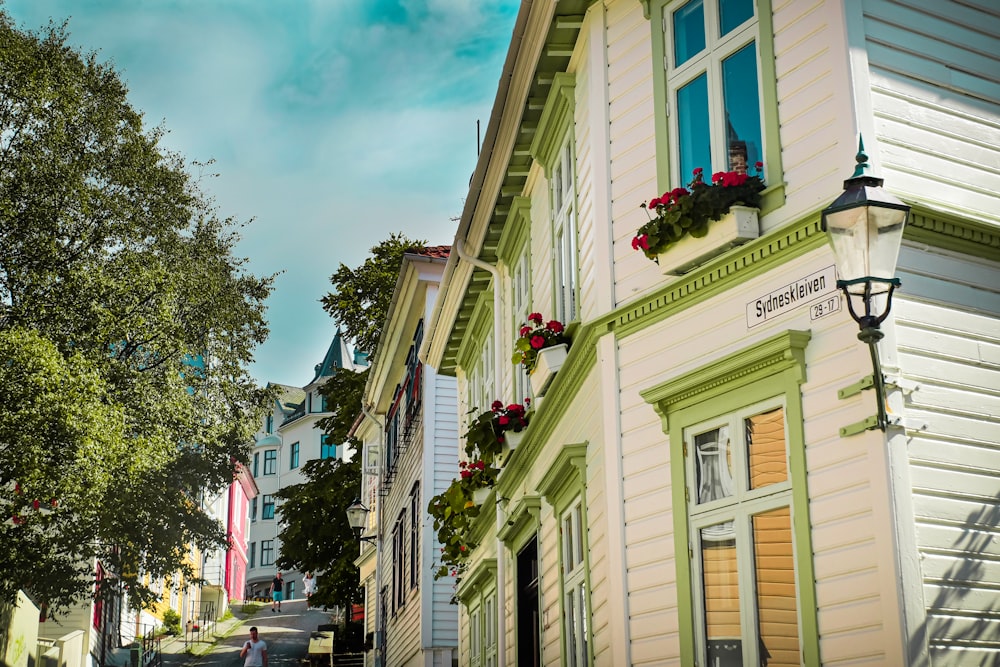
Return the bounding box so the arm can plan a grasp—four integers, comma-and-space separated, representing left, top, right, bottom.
642, 329, 818, 665
262, 494, 275, 520
530, 72, 579, 326
248, 542, 255, 569
260, 540, 274, 568
409, 483, 420, 590
391, 508, 407, 613
498, 196, 533, 405
648, 0, 785, 212
538, 444, 592, 667
263, 449, 277, 475
290, 441, 300, 469
321, 435, 337, 460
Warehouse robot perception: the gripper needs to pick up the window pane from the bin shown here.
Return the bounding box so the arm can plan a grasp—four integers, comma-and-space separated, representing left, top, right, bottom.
700, 523, 741, 665
753, 507, 800, 666
672, 0, 706, 66
719, 0, 754, 36
722, 42, 762, 174
574, 505, 584, 567
564, 516, 574, 574
746, 407, 787, 489
677, 74, 711, 182
695, 426, 734, 504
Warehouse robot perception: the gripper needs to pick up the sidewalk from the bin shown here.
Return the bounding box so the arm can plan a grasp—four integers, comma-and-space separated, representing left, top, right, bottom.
158, 604, 257, 667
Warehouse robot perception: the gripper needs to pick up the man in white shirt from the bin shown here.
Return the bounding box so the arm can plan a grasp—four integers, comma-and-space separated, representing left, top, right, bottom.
240, 627, 268, 667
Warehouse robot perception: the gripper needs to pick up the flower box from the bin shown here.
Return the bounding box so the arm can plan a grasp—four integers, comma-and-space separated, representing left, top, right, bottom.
472, 486, 491, 505
658, 206, 759, 276
530, 343, 568, 396
503, 429, 525, 452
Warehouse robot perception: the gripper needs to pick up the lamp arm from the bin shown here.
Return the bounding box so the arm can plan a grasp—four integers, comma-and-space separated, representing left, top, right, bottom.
864, 335, 889, 432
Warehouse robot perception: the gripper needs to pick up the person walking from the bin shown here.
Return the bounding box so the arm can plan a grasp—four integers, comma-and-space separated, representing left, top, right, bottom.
240, 627, 268, 667
269, 571, 284, 612
302, 571, 315, 601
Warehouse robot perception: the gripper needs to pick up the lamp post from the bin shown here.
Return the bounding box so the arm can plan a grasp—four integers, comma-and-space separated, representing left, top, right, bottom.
821, 138, 910, 431
346, 499, 377, 544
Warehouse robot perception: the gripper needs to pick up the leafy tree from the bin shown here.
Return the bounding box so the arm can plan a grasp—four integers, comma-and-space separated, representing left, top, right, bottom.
320, 233, 425, 358
316, 363, 368, 446
0, 13, 273, 613
275, 458, 363, 613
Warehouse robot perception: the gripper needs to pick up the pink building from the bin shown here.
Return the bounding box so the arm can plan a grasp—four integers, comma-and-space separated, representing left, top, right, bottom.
225, 462, 258, 602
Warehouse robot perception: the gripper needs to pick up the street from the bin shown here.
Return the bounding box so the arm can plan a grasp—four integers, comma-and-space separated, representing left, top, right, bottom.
193, 601, 333, 667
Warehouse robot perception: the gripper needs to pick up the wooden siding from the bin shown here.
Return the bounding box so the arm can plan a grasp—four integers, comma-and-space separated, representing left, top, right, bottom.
607, 0, 659, 306
894, 246, 1000, 665
617, 248, 908, 664
428, 371, 460, 647
863, 0, 1000, 226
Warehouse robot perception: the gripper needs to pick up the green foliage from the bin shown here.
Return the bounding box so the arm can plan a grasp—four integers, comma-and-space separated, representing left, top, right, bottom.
428, 404, 530, 579
161, 609, 182, 636
0, 12, 273, 613
633, 167, 765, 259
320, 233, 426, 357
275, 458, 363, 612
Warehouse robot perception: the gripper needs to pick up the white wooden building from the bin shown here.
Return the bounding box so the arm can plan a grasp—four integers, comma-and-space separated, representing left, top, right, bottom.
419, 0, 999, 665
353, 247, 461, 667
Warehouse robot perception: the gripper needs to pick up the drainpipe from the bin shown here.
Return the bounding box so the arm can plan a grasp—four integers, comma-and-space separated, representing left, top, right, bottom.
454, 239, 506, 667
361, 404, 384, 667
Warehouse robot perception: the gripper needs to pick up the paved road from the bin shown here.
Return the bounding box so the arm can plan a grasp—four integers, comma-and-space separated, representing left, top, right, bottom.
189, 600, 334, 667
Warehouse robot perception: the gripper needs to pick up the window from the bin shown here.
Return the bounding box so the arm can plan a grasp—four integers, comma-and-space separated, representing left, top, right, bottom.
250, 497, 257, 522
551, 136, 579, 324
290, 442, 300, 469
248, 542, 255, 569
562, 501, 588, 666
265, 414, 273, 434
455, 560, 499, 667
409, 483, 420, 590
512, 251, 532, 402
262, 495, 275, 520
530, 72, 578, 325
287, 580, 295, 600
664, 0, 761, 182
538, 445, 590, 666
263, 450, 277, 475
392, 510, 407, 612
253, 452, 259, 477
643, 330, 819, 665
321, 435, 337, 460
470, 331, 494, 416
260, 540, 274, 567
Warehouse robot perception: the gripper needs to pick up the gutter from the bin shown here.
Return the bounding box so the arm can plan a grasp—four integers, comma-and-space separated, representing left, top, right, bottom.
360, 403, 385, 667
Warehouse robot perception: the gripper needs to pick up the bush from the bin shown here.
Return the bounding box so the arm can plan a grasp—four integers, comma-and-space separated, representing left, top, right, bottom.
161, 609, 182, 636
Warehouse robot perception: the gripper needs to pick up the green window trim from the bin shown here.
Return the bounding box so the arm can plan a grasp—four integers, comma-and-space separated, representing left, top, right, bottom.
530, 73, 577, 172
456, 288, 495, 373
537, 444, 594, 667
641, 329, 819, 666
497, 196, 532, 266
646, 0, 786, 213
498, 495, 542, 551
456, 558, 498, 605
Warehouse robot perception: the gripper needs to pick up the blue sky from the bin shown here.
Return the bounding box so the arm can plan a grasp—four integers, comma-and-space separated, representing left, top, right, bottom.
4, 0, 518, 386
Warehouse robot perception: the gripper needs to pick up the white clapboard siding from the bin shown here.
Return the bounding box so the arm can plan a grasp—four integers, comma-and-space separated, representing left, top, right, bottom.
428, 371, 459, 647
573, 25, 601, 326
894, 245, 1000, 663
607, 0, 660, 307
863, 0, 1000, 224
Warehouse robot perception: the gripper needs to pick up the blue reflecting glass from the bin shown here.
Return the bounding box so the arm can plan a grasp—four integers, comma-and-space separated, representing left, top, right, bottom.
722, 43, 762, 173
672, 0, 705, 66
677, 73, 711, 183
719, 0, 754, 36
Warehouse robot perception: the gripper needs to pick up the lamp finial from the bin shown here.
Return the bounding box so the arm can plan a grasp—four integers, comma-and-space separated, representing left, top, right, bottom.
851, 135, 870, 178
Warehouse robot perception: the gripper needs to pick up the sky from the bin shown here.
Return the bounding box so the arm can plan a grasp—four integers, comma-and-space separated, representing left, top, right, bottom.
3, 0, 519, 386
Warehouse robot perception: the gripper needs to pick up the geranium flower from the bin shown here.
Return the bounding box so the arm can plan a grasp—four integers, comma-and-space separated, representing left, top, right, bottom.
530, 335, 546, 349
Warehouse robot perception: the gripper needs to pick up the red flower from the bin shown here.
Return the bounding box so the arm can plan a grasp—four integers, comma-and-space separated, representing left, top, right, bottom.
670, 187, 689, 200
530, 335, 546, 349
519, 326, 532, 337
528, 312, 543, 325
506, 404, 525, 414
632, 234, 650, 251
546, 320, 564, 334
491, 400, 504, 411
498, 415, 510, 426
648, 197, 661, 209
712, 171, 724, 183
460, 470, 471, 479
693, 167, 703, 175
755, 161, 764, 169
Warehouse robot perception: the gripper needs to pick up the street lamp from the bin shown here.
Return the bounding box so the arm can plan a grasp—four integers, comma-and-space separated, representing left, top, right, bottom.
821, 138, 910, 431
346, 499, 376, 544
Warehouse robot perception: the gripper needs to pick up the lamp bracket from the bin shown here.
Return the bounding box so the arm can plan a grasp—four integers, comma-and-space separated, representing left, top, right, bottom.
889, 415, 929, 431
837, 374, 876, 400
839, 415, 881, 437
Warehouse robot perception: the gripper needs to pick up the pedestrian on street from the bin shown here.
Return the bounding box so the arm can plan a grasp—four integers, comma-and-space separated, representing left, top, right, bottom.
240, 627, 267, 667
269, 571, 284, 612
303, 571, 315, 600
